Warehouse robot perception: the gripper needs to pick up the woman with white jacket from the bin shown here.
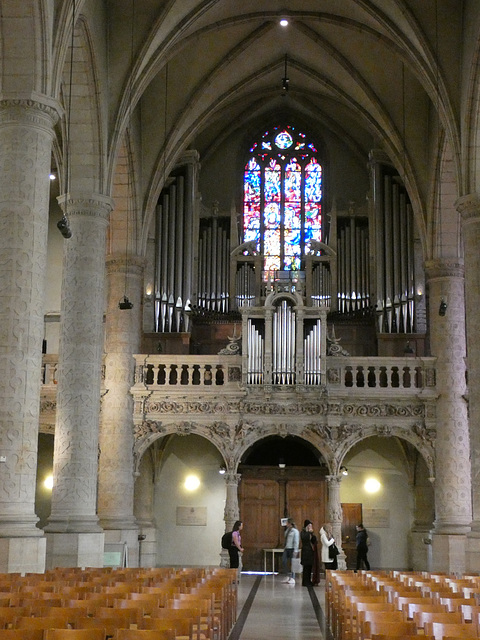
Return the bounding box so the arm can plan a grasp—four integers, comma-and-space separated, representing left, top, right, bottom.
320, 522, 338, 571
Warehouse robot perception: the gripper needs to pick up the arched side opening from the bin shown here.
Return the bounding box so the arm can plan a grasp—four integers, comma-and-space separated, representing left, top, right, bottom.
134, 433, 226, 567
339, 435, 434, 571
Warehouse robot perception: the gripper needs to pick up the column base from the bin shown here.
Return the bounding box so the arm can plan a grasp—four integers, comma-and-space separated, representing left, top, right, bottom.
0, 536, 46, 573
466, 529, 480, 573
409, 528, 432, 571
430, 531, 466, 574
220, 548, 230, 569
137, 526, 157, 568
45, 532, 105, 569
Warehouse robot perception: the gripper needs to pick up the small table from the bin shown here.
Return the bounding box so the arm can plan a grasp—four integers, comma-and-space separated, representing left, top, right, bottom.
263, 548, 284, 574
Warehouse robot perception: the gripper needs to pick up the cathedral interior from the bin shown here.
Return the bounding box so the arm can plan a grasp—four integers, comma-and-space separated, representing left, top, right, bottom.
1, 0, 480, 575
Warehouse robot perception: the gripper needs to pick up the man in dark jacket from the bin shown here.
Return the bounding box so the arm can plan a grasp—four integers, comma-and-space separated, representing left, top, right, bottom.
356, 523, 370, 570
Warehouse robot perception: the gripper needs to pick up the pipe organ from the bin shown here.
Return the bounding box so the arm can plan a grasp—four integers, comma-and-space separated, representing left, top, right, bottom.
336, 217, 370, 314
272, 300, 296, 384
154, 154, 198, 333
373, 164, 416, 333
244, 294, 327, 386
197, 215, 230, 312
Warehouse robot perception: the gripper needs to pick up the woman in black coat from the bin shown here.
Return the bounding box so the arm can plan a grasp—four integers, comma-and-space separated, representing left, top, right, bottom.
300, 519, 316, 587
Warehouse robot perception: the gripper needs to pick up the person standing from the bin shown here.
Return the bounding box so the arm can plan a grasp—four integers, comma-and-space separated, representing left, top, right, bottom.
300, 519, 316, 587
356, 523, 370, 570
282, 518, 300, 585
319, 522, 338, 573
229, 520, 244, 570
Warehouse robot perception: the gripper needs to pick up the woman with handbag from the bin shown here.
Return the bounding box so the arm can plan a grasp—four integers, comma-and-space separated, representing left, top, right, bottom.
320, 522, 338, 572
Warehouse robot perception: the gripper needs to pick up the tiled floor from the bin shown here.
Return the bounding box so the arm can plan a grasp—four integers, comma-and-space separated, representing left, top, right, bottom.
230, 573, 333, 640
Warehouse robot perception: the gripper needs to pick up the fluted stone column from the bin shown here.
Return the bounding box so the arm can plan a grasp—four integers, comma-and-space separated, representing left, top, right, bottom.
0, 98, 59, 572
45, 194, 112, 568
326, 475, 346, 570
457, 194, 480, 570
97, 255, 143, 567
221, 472, 241, 567
426, 259, 471, 573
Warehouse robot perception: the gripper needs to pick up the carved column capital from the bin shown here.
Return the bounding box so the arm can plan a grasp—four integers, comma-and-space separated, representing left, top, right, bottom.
424, 259, 464, 281
456, 193, 480, 223
0, 97, 61, 130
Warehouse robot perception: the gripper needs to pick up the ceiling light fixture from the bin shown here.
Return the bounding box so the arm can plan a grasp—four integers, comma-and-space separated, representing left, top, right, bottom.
57, 0, 75, 240
119, 0, 136, 311
282, 54, 289, 94
340, 466, 348, 476
279, 18, 289, 27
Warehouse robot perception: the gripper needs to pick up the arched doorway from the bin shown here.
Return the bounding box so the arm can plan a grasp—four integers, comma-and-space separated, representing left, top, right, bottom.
238, 436, 328, 571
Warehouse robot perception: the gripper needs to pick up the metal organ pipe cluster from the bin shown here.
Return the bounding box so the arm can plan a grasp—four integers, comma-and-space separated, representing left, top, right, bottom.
272, 300, 296, 385
155, 166, 195, 332
375, 174, 415, 333
197, 216, 230, 312
337, 217, 370, 314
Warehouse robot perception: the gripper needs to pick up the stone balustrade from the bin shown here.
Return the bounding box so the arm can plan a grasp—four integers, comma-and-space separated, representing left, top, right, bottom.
41, 354, 436, 393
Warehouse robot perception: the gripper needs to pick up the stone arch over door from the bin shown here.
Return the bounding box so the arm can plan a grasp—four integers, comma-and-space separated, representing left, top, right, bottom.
238, 435, 329, 572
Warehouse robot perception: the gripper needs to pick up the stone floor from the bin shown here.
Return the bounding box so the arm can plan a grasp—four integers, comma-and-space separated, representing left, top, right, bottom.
229, 573, 333, 640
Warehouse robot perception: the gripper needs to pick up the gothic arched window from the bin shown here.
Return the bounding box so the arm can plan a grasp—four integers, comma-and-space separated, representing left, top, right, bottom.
243, 125, 322, 273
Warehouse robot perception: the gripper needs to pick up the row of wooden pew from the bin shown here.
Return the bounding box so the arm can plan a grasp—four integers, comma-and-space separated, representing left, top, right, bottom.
326, 569, 480, 640
0, 565, 238, 640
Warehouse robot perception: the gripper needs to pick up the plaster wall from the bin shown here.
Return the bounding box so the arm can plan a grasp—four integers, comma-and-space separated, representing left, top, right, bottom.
153, 435, 227, 567
340, 443, 415, 569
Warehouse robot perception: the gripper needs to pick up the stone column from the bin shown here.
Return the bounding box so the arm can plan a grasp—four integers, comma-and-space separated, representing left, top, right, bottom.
134, 451, 157, 568
45, 194, 112, 568
0, 98, 59, 572
326, 475, 346, 570
97, 255, 143, 567
426, 259, 471, 573
221, 472, 241, 567
457, 194, 480, 571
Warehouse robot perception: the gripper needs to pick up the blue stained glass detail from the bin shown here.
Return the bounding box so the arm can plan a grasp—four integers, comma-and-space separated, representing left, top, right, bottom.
275, 130, 293, 149
262, 141, 272, 149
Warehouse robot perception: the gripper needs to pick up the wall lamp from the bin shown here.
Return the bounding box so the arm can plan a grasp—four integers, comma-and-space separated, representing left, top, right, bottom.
57, 215, 72, 238
119, 295, 133, 310
219, 465, 226, 475
340, 466, 348, 476
439, 299, 448, 316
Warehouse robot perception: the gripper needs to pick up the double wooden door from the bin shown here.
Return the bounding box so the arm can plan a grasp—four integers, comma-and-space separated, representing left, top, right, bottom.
238, 467, 327, 571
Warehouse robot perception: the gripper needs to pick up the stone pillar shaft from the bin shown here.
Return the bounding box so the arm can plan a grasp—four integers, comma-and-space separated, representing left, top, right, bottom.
97, 255, 143, 565
426, 260, 471, 531
326, 474, 346, 570
47, 195, 111, 534
426, 259, 470, 572
0, 98, 58, 571
221, 472, 241, 568
457, 195, 480, 571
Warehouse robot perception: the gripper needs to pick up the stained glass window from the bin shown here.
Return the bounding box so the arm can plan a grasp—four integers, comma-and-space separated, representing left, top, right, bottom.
243, 125, 322, 273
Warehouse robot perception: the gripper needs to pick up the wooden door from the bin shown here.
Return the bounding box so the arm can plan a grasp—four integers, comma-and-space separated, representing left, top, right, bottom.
286, 480, 326, 536
239, 478, 281, 571
341, 503, 362, 569
239, 472, 327, 571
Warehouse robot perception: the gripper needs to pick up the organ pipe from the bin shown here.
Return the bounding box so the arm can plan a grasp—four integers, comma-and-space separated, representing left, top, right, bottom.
155, 160, 199, 332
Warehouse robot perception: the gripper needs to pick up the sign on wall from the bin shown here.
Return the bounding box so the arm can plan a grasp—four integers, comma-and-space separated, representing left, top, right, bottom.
176, 506, 207, 526
363, 508, 390, 528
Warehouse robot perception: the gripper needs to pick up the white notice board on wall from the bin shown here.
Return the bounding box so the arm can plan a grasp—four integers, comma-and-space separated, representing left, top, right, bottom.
104, 542, 128, 568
